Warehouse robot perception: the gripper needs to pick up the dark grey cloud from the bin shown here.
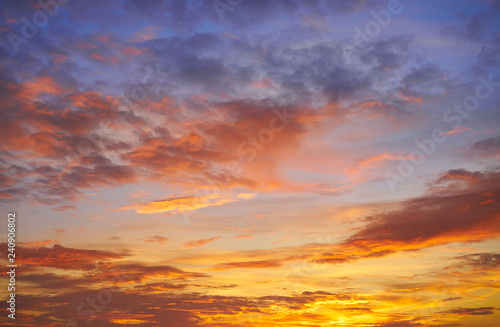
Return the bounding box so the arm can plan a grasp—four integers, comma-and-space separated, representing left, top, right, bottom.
402, 63, 445, 89
477, 34, 500, 67
450, 252, 500, 271
468, 135, 500, 159
441, 12, 494, 43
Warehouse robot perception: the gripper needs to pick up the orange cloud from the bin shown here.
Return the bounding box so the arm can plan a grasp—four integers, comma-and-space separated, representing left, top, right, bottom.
50, 53, 68, 64
237, 193, 257, 199
19, 76, 65, 100
183, 236, 222, 249
120, 193, 238, 214
138, 235, 169, 245
121, 46, 145, 57
94, 263, 209, 283
0, 191, 14, 199
398, 88, 423, 103
49, 228, 67, 236
0, 244, 126, 270
131, 26, 161, 42
441, 125, 472, 135
434, 168, 484, 186
20, 240, 59, 247
234, 234, 256, 239
345, 152, 411, 175
91, 52, 121, 64
53, 205, 77, 212
315, 169, 500, 265
250, 77, 277, 89
212, 259, 282, 270
439, 307, 496, 315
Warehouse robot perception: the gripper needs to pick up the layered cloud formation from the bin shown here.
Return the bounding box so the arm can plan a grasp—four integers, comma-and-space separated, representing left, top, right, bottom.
0, 0, 499, 326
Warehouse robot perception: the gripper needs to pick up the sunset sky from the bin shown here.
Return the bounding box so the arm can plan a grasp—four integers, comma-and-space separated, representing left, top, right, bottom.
1, 0, 500, 326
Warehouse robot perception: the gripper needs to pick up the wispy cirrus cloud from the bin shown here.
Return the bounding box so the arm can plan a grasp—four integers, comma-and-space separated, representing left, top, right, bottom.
183, 236, 222, 249
438, 307, 497, 316
137, 234, 169, 245
0, 243, 125, 271
119, 193, 243, 214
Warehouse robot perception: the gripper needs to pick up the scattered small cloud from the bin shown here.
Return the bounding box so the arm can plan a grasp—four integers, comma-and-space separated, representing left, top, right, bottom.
183, 236, 222, 249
